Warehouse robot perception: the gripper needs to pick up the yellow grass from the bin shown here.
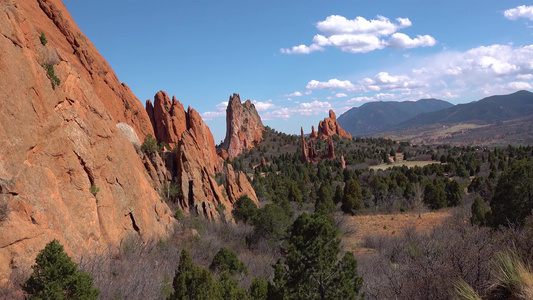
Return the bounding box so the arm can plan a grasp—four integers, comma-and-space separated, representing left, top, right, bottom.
343, 210, 451, 253
369, 160, 439, 171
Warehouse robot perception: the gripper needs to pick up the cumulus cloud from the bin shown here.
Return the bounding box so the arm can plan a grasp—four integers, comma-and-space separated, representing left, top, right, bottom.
261, 101, 332, 120
504, 5, 533, 21
202, 101, 228, 120
252, 99, 278, 111
359, 72, 425, 92
306, 78, 357, 91
286, 91, 303, 97
281, 14, 436, 54
388, 33, 436, 49
280, 43, 324, 55
335, 93, 348, 98
505, 81, 533, 90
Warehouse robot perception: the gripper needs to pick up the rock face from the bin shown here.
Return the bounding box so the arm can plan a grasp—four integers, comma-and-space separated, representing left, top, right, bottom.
300, 127, 309, 163
0, 0, 173, 284
220, 94, 264, 159
145, 91, 187, 149
316, 110, 352, 139
145, 92, 258, 219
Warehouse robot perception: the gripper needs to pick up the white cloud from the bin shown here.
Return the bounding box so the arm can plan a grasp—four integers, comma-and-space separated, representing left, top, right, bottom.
505, 81, 533, 90
291, 101, 332, 115
280, 44, 324, 54
281, 14, 436, 54
286, 91, 303, 97
260, 101, 332, 120
504, 5, 533, 21
517, 74, 533, 80
388, 33, 436, 49
359, 72, 425, 92
335, 93, 348, 98
202, 101, 228, 120
252, 99, 277, 111
306, 78, 357, 91
305, 90, 313, 95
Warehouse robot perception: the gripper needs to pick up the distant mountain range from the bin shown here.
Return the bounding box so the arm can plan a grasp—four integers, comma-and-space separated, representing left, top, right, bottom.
338, 90, 533, 137
337, 98, 453, 136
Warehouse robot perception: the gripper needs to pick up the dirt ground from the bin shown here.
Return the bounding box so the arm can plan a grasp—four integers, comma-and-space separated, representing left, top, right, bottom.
343, 210, 451, 254
369, 160, 440, 171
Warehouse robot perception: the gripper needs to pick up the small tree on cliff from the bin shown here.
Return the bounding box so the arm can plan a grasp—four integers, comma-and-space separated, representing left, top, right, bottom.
22, 239, 100, 300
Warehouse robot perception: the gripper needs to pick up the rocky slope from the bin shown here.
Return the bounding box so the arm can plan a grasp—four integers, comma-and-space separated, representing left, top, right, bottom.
145, 91, 259, 220
0, 0, 259, 285
220, 93, 264, 160
0, 0, 174, 284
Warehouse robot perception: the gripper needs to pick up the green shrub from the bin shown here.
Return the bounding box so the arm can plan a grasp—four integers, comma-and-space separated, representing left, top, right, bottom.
45, 64, 61, 87
40, 32, 48, 46
22, 239, 100, 299
232, 195, 257, 224
89, 185, 100, 197
209, 247, 247, 275
141, 134, 160, 154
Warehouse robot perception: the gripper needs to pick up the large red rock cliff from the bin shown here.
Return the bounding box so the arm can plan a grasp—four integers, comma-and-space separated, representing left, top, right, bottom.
220, 93, 264, 160
0, 0, 174, 284
316, 110, 352, 139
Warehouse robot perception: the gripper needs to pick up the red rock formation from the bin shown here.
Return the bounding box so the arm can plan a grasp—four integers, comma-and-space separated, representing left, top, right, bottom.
146, 92, 187, 148
221, 93, 264, 159
340, 155, 346, 169
316, 110, 351, 139
324, 136, 336, 159
224, 164, 259, 206
310, 125, 318, 139
308, 140, 318, 161
0, 0, 173, 283
300, 127, 309, 163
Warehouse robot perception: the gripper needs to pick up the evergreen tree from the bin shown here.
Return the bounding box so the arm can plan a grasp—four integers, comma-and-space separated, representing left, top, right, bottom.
22, 239, 100, 300
470, 195, 488, 226
232, 195, 258, 224
490, 159, 533, 228
209, 247, 248, 276
249, 278, 268, 300
170, 249, 221, 300
342, 179, 363, 214
275, 213, 364, 300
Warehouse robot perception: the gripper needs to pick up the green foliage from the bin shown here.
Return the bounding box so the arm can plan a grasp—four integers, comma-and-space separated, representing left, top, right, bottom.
141, 134, 161, 154
342, 179, 363, 214
89, 184, 100, 197
424, 179, 447, 210
251, 203, 291, 243
288, 182, 303, 205
315, 182, 335, 214
491, 159, 533, 228
160, 274, 173, 298
276, 213, 364, 300
169, 249, 221, 300
160, 182, 182, 203
218, 271, 249, 300
39, 32, 48, 46
22, 239, 100, 300
232, 195, 258, 224
248, 278, 268, 300
45, 63, 61, 87
471, 196, 488, 226
174, 209, 184, 221
209, 247, 248, 275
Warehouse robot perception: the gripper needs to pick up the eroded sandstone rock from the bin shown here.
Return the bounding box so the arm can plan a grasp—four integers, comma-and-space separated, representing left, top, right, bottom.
220, 93, 264, 159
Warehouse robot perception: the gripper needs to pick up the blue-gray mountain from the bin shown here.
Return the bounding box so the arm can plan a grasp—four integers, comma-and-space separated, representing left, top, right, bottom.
338, 90, 533, 137
337, 98, 453, 136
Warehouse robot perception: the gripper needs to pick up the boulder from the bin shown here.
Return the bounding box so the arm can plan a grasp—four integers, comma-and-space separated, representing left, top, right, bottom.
316, 109, 351, 139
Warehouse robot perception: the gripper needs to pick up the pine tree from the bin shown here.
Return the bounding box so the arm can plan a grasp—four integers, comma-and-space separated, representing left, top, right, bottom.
275, 213, 364, 300
342, 179, 363, 214
22, 239, 100, 300
170, 249, 221, 300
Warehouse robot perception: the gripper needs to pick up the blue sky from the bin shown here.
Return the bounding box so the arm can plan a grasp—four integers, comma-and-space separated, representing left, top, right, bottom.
64, 1, 533, 143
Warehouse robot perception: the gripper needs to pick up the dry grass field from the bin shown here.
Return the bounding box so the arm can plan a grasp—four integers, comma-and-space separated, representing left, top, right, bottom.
343, 210, 452, 254
368, 160, 439, 171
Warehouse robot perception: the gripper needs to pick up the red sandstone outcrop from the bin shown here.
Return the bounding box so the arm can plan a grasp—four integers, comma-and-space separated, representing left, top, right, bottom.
324, 136, 336, 159
145, 92, 258, 220
300, 127, 309, 163
0, 0, 173, 284
341, 155, 346, 169
224, 164, 259, 206
310, 125, 318, 139
146, 92, 187, 149
220, 93, 264, 159
316, 110, 351, 139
